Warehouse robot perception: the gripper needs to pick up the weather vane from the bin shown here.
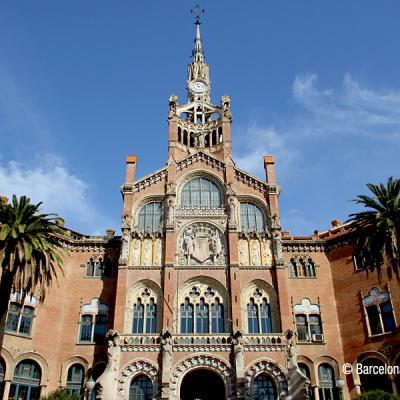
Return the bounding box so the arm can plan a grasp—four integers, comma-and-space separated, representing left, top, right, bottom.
191, 5, 204, 22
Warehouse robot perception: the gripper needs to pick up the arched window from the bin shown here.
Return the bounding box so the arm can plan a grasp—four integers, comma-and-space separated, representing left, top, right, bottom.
132, 299, 144, 334
290, 257, 316, 278
129, 375, 153, 400
211, 298, 224, 333
180, 299, 194, 334
253, 374, 276, 400
180, 285, 227, 334
145, 299, 157, 334
318, 364, 338, 400
260, 299, 272, 333
137, 202, 163, 233
181, 178, 222, 207
178, 127, 182, 142
240, 203, 265, 232
196, 299, 209, 334
9, 360, 41, 400
6, 302, 35, 336
0, 359, 5, 399
66, 364, 85, 396
247, 299, 259, 334
79, 299, 108, 343
298, 363, 314, 400
363, 287, 396, 336
294, 299, 323, 342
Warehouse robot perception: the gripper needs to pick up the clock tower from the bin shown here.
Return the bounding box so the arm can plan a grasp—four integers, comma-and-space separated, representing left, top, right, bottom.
167, 13, 233, 163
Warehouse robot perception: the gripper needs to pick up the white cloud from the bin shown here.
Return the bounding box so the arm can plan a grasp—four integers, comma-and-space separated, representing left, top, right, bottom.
0, 154, 112, 235
292, 73, 400, 137
234, 74, 400, 180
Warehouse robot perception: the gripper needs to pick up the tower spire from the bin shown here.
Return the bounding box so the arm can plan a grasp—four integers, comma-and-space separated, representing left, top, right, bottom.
188, 5, 210, 103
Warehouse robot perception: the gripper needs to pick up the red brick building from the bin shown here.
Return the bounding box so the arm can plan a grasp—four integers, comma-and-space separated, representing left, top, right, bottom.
1, 16, 399, 400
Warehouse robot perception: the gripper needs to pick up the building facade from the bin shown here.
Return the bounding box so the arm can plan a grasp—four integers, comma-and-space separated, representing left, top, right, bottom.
1, 17, 400, 400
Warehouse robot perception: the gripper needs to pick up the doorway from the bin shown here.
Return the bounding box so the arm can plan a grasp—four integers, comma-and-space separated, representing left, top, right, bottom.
180, 368, 225, 400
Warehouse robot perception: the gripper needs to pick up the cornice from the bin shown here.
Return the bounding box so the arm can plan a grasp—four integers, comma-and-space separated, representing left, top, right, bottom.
234, 168, 280, 195
282, 239, 326, 253
177, 151, 225, 172
121, 166, 168, 194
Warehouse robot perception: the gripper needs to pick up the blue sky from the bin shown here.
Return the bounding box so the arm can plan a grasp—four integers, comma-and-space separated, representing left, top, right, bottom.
0, 1, 399, 235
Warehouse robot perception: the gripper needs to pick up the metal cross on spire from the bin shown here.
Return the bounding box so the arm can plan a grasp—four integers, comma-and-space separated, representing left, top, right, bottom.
191, 5, 204, 22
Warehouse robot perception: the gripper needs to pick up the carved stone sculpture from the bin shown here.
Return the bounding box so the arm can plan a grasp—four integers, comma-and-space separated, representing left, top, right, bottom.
143, 239, 153, 266
119, 230, 130, 266
262, 238, 273, 266
155, 239, 162, 266
178, 223, 226, 265
166, 199, 175, 226
168, 95, 178, 119
221, 95, 232, 120
228, 197, 236, 226
251, 240, 261, 265
239, 239, 249, 266
96, 330, 121, 400
132, 239, 141, 266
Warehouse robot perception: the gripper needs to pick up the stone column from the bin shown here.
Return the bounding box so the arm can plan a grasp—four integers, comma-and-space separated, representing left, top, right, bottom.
2, 380, 11, 400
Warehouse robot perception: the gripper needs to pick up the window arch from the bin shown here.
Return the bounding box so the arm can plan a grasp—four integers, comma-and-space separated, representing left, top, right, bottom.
179, 284, 227, 334
294, 299, 323, 342
362, 287, 396, 336
66, 363, 85, 396
318, 364, 338, 400
247, 296, 273, 334
289, 257, 316, 278
5, 292, 37, 337
131, 289, 158, 334
78, 299, 108, 343
240, 203, 265, 232
253, 374, 276, 400
137, 202, 163, 233
9, 360, 41, 400
129, 375, 153, 400
181, 177, 222, 207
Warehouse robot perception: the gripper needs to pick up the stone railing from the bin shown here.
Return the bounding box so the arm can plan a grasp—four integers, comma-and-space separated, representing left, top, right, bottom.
118, 333, 287, 353
175, 206, 226, 218
119, 334, 161, 352
172, 334, 232, 352
242, 334, 287, 352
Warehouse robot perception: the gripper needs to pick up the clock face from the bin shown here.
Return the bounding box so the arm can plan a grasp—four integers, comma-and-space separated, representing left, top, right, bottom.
190, 81, 206, 94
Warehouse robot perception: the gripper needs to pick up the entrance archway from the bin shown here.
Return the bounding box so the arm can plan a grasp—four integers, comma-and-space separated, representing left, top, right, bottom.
180, 368, 225, 400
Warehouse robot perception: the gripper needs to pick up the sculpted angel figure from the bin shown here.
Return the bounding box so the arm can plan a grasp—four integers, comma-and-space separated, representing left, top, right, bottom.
211, 231, 222, 256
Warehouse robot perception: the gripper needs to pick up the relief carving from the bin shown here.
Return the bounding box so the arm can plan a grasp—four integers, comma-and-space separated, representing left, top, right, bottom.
178, 223, 227, 266
250, 240, 261, 266
239, 239, 249, 266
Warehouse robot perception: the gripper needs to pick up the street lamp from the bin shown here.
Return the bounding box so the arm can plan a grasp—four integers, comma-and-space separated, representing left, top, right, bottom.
337, 378, 345, 400
86, 376, 96, 400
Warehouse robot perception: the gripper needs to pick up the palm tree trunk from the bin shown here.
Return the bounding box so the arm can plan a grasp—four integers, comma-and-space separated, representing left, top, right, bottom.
0, 269, 13, 357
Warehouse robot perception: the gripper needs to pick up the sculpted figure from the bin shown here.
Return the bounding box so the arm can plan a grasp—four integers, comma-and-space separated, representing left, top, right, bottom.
239, 239, 249, 265
155, 239, 162, 266
119, 230, 129, 265
143, 239, 153, 266
228, 198, 236, 225
168, 95, 178, 119
263, 239, 273, 265
251, 240, 261, 265
211, 231, 222, 256
183, 232, 195, 263
132, 239, 141, 266
196, 130, 205, 148
167, 199, 175, 225
221, 95, 232, 120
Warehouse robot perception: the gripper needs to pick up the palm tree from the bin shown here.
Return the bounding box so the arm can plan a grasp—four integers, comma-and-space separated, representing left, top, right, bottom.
348, 177, 400, 276
0, 195, 67, 348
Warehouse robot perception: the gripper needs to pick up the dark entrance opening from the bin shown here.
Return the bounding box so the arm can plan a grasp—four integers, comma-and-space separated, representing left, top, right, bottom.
180, 369, 225, 400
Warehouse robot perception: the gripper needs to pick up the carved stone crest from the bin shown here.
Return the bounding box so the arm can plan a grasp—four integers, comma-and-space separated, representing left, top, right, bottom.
177, 223, 227, 265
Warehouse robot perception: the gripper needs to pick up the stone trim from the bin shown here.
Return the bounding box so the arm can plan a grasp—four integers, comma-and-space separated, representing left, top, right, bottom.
244, 359, 288, 399
169, 354, 235, 400
118, 359, 160, 399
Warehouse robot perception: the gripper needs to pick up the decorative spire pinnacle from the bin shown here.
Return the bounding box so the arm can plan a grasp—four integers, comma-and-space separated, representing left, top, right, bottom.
191, 5, 204, 62
188, 6, 210, 103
